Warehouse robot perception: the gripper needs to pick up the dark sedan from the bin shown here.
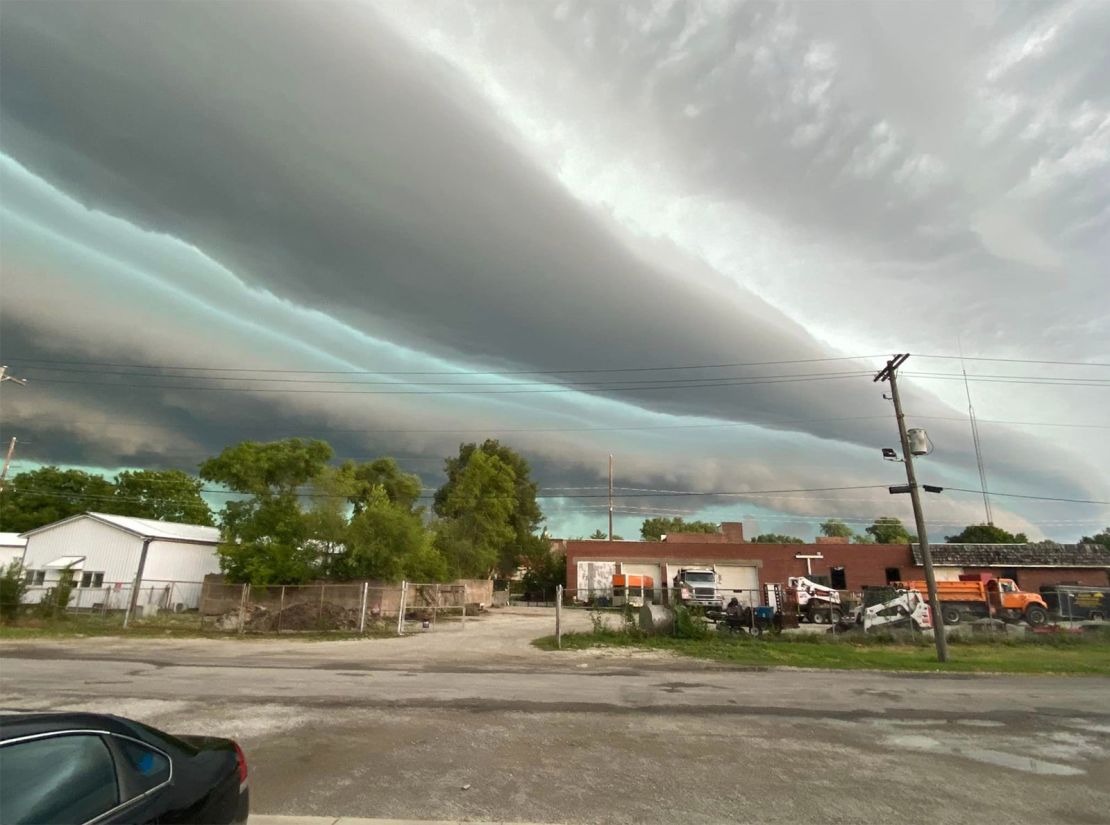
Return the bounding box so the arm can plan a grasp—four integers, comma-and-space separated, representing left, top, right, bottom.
0, 712, 248, 824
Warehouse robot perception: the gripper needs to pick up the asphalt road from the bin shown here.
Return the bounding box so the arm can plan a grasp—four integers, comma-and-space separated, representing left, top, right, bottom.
2, 609, 1110, 824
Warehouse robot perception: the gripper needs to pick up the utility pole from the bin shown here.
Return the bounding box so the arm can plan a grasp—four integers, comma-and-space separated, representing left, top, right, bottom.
608, 454, 614, 541
875, 354, 949, 663
0, 437, 16, 494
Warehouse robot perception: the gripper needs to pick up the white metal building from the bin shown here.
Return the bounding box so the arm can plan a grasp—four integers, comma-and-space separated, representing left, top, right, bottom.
0, 532, 27, 570
20, 512, 221, 612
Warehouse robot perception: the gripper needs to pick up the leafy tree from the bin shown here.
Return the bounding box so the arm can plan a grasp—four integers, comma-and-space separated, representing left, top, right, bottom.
945, 523, 1028, 543
434, 450, 519, 577
200, 439, 335, 585
0, 467, 116, 532
588, 528, 623, 540
1079, 528, 1109, 548
818, 519, 853, 539
750, 533, 804, 543
434, 440, 543, 551
865, 517, 916, 544
519, 538, 567, 599
335, 485, 447, 582
640, 517, 719, 541
112, 470, 213, 525
199, 438, 333, 496
342, 458, 422, 513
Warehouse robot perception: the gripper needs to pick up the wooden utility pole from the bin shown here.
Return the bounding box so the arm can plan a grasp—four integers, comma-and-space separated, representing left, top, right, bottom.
608, 454, 614, 541
875, 354, 949, 663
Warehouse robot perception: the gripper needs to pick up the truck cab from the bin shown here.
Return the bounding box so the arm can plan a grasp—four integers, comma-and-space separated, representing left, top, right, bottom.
672, 568, 721, 609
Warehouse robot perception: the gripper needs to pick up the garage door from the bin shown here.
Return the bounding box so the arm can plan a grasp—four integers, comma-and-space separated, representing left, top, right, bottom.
620, 563, 661, 586
715, 565, 760, 605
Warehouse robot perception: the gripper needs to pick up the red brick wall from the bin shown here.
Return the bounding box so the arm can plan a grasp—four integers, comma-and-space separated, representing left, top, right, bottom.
564, 540, 915, 591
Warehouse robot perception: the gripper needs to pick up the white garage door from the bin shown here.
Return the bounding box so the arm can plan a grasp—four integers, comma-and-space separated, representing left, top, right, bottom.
715, 565, 760, 605
620, 563, 661, 586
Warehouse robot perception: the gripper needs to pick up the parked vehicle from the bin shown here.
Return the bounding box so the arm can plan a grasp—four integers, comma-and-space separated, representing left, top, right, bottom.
0, 712, 249, 824
859, 586, 932, 632
897, 574, 1049, 626
787, 576, 843, 624
672, 568, 723, 609
1040, 585, 1109, 622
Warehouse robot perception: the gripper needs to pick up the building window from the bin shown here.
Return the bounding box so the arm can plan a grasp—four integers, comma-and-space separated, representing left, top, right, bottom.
28, 570, 45, 586
830, 566, 847, 590
79, 571, 105, 588
885, 567, 901, 584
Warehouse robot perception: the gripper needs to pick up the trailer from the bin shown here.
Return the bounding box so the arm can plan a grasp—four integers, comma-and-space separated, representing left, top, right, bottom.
612, 574, 654, 608
897, 574, 1049, 626
1040, 585, 1109, 622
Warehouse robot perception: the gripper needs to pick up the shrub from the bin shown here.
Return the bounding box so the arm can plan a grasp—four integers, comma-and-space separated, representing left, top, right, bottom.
0, 561, 27, 622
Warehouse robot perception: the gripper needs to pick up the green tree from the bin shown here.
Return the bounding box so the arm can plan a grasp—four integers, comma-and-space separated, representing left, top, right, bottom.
0, 561, 27, 622
342, 457, 423, 513
434, 440, 543, 553
112, 469, 214, 525
335, 485, 447, 582
519, 538, 567, 599
945, 523, 1028, 543
588, 528, 623, 540
0, 467, 116, 532
750, 533, 804, 543
865, 516, 916, 544
200, 439, 335, 585
640, 517, 719, 541
434, 450, 519, 577
1080, 527, 1110, 548
818, 519, 853, 539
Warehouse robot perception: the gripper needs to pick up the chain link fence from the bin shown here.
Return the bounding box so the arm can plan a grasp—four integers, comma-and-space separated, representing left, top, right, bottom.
2, 578, 484, 635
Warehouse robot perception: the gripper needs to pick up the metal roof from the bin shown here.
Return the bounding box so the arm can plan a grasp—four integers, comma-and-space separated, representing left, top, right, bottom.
0, 532, 27, 548
21, 513, 220, 544
912, 543, 1110, 568
45, 555, 86, 569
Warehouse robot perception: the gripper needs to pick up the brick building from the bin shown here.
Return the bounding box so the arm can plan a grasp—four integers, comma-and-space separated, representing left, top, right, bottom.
563, 522, 1109, 597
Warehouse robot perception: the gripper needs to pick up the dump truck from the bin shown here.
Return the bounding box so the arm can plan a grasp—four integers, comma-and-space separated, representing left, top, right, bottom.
896, 574, 1049, 626
1040, 585, 1109, 622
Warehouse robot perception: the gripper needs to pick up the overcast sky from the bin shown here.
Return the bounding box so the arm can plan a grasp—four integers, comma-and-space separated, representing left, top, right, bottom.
1, 0, 1107, 540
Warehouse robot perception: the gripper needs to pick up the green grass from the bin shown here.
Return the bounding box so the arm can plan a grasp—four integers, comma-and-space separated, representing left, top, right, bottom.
535, 629, 1110, 675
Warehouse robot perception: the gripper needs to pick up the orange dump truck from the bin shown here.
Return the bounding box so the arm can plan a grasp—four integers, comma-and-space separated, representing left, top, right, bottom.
612, 574, 654, 608
897, 574, 1049, 626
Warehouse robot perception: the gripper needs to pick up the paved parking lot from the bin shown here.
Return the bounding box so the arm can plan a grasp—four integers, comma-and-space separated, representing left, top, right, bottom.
3, 608, 1110, 824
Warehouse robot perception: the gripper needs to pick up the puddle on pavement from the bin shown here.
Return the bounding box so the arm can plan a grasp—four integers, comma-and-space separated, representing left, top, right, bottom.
883, 733, 1087, 776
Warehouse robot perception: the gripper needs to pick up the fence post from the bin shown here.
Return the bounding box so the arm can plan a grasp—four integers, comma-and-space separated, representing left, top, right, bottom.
319, 584, 326, 631
278, 586, 286, 634
460, 585, 467, 630
555, 584, 563, 649
359, 582, 368, 635
432, 583, 440, 630
238, 584, 249, 635
397, 580, 407, 636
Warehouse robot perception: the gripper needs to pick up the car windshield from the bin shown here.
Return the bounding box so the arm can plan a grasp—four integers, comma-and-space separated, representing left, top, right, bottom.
683, 572, 715, 584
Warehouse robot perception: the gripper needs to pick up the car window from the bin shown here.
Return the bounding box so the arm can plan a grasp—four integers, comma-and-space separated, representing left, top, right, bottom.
116, 739, 171, 794
0, 734, 119, 825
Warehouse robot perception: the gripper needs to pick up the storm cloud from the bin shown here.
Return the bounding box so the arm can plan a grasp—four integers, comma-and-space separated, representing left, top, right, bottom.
0, 1, 1106, 539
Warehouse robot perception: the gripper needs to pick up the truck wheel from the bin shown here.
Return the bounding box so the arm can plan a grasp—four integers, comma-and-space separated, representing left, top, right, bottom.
1090, 612, 1105, 622
810, 608, 828, 624
941, 606, 961, 625
829, 608, 842, 624
1024, 605, 1049, 627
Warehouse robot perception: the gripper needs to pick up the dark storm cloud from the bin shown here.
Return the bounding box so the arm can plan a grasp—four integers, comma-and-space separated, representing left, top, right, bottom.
0, 1, 1105, 533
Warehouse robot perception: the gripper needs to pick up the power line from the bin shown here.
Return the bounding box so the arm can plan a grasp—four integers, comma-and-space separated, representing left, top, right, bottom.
25, 372, 876, 395
917, 354, 1110, 368
2, 354, 887, 376
944, 487, 1109, 506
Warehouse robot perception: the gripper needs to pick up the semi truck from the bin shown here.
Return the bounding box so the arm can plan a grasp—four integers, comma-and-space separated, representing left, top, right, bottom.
1040, 585, 1109, 622
672, 568, 724, 610
897, 574, 1049, 626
